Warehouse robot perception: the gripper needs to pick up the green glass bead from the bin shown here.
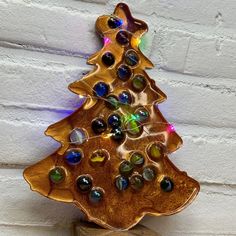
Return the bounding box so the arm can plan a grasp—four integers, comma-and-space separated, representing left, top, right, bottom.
49, 167, 65, 184
130, 174, 144, 190
126, 120, 142, 136
132, 75, 147, 92
119, 160, 134, 176
135, 108, 149, 123
130, 152, 145, 167
106, 95, 119, 110
142, 166, 157, 182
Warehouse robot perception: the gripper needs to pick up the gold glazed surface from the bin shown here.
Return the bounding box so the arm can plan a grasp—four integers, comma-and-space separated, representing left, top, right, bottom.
24, 3, 200, 230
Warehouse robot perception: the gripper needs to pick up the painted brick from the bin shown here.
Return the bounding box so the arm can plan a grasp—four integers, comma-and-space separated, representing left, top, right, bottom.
185, 36, 236, 79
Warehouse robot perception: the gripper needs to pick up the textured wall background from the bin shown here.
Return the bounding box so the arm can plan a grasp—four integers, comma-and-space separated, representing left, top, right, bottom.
0, 0, 236, 235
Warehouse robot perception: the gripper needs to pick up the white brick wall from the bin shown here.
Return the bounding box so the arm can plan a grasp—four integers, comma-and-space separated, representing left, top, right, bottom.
0, 0, 235, 235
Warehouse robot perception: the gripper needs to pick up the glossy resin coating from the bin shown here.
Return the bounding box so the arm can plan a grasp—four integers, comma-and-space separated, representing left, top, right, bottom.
24, 3, 200, 230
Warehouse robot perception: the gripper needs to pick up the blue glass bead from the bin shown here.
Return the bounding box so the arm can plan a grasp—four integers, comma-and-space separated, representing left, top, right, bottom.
115, 175, 129, 191
89, 188, 104, 203
160, 177, 174, 192
93, 82, 109, 97
65, 149, 83, 165
125, 50, 139, 67
117, 64, 132, 81
108, 17, 123, 29
119, 91, 132, 104
108, 113, 121, 128
76, 175, 93, 192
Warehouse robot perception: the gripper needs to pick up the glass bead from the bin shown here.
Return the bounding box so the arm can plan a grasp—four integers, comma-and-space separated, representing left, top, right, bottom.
130, 152, 145, 167
65, 149, 83, 165
89, 188, 104, 203
106, 95, 120, 110
108, 113, 121, 128
76, 175, 93, 192
119, 160, 134, 176
119, 91, 132, 104
116, 30, 129, 45
49, 167, 65, 184
125, 50, 139, 67
102, 52, 115, 67
91, 118, 107, 134
142, 166, 157, 182
160, 177, 174, 192
117, 64, 132, 81
108, 17, 122, 29
126, 120, 142, 136
115, 175, 129, 191
93, 82, 109, 97
69, 128, 87, 145
148, 143, 163, 161
132, 74, 147, 92
90, 149, 108, 167
111, 127, 125, 142
135, 107, 149, 123
130, 174, 144, 190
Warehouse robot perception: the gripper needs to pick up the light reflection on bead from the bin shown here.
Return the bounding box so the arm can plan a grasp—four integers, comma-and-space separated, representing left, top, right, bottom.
104, 37, 111, 45
167, 124, 175, 133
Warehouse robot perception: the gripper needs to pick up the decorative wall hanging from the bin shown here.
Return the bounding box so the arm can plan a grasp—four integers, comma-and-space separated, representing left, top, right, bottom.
24, 3, 200, 230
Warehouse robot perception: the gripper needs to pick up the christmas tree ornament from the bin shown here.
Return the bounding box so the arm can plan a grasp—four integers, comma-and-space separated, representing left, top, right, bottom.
24, 3, 200, 230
